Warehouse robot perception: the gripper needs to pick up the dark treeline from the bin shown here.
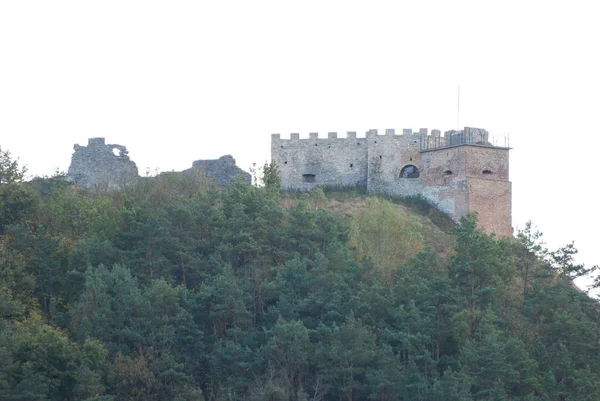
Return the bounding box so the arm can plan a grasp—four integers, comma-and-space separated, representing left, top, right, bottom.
1, 154, 600, 400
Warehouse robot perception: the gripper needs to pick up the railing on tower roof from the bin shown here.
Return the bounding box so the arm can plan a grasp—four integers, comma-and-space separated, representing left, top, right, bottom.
420, 127, 499, 151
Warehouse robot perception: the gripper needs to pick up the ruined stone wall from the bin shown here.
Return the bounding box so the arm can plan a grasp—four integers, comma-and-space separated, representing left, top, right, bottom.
272, 132, 368, 190
68, 138, 139, 190
184, 155, 251, 186
69, 138, 250, 190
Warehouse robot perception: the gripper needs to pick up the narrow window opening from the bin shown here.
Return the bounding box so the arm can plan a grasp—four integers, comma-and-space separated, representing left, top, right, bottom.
483, 169, 493, 175
444, 170, 453, 176
399, 165, 420, 178
410, 157, 413, 161
350, 163, 353, 168
302, 174, 316, 183
379, 155, 382, 159
315, 143, 318, 146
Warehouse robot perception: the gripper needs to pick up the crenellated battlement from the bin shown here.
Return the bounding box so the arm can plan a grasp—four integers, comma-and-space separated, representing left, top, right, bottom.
272, 127, 506, 153
273, 128, 435, 140
272, 127, 495, 142
271, 126, 512, 236
272, 131, 365, 140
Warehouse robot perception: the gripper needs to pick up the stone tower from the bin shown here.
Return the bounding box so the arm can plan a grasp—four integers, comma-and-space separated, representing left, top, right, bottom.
271, 127, 512, 237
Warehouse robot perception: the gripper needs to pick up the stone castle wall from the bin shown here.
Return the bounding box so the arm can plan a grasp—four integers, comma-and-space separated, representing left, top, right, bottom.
271, 132, 368, 190
366, 129, 424, 198
272, 127, 512, 236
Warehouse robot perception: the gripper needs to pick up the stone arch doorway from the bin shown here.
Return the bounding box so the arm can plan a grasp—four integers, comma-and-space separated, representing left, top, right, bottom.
399, 164, 420, 178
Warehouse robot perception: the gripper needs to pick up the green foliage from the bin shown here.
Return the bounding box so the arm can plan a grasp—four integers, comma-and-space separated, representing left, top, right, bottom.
265, 319, 311, 401
321, 316, 378, 400
320, 183, 368, 198
397, 194, 457, 233
0, 237, 35, 319
450, 214, 517, 335
69, 264, 150, 353
37, 185, 122, 240
460, 312, 538, 399
0, 316, 111, 401
548, 242, 598, 280
259, 160, 282, 192
0, 183, 39, 234
1, 148, 599, 400
350, 197, 424, 283
0, 146, 27, 184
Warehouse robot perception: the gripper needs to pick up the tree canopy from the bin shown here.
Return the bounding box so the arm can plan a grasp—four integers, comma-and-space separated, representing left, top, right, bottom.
0, 146, 26, 184
1, 147, 600, 401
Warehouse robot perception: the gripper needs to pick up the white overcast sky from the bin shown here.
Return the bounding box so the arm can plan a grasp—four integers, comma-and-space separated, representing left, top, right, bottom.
1, 1, 600, 289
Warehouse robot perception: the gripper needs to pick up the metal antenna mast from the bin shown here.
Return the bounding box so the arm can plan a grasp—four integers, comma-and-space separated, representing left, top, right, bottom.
457, 86, 460, 130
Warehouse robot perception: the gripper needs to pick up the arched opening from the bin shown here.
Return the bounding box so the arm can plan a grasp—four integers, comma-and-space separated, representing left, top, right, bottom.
399, 165, 420, 178
302, 174, 316, 183
444, 170, 453, 176
482, 169, 493, 175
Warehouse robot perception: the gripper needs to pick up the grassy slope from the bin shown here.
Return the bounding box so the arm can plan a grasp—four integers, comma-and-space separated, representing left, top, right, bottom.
281, 188, 457, 262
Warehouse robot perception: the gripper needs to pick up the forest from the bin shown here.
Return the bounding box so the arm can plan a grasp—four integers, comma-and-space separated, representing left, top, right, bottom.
1, 147, 600, 401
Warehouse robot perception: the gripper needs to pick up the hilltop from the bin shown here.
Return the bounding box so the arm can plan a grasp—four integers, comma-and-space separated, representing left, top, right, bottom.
1, 159, 600, 401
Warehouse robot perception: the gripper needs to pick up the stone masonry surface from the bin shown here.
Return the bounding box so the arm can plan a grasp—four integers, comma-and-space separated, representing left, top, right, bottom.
68, 138, 139, 190
183, 155, 251, 186
272, 127, 512, 236
68, 138, 250, 189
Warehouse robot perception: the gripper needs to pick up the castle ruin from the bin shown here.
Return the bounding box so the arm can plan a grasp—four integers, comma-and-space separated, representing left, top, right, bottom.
183, 155, 251, 187
68, 138, 250, 189
271, 127, 512, 236
68, 137, 139, 190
